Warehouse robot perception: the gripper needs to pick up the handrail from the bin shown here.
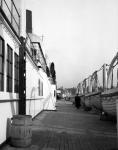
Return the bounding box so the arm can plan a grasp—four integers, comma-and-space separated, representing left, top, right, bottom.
0, 0, 20, 36
3, 1, 19, 28
77, 52, 118, 96
101, 87, 118, 97
32, 42, 47, 66
11, 0, 20, 17
77, 64, 108, 95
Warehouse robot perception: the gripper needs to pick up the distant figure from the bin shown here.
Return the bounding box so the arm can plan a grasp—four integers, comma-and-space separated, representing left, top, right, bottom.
75, 94, 81, 109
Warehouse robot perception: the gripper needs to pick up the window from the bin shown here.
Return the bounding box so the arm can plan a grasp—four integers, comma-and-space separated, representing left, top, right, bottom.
14, 53, 19, 93
41, 82, 43, 96
38, 79, 43, 96
0, 36, 4, 91
7, 44, 13, 92
38, 79, 40, 96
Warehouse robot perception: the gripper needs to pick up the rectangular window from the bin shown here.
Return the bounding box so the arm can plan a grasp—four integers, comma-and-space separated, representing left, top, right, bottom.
7, 44, 13, 92
41, 82, 43, 96
38, 79, 40, 96
38, 79, 43, 96
14, 53, 19, 93
0, 36, 4, 91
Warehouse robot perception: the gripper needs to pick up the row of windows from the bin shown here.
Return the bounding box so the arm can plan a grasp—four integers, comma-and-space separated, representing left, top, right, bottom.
0, 36, 44, 96
0, 36, 19, 93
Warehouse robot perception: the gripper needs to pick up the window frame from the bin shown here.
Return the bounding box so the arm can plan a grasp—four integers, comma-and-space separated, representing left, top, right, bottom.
7, 44, 13, 92
0, 36, 5, 91
14, 52, 19, 93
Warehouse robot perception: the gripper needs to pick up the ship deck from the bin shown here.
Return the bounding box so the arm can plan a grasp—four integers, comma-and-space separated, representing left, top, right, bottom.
1, 100, 118, 150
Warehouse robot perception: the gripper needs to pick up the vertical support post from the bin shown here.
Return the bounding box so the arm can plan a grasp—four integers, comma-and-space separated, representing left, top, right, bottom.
82, 82, 84, 95
103, 64, 107, 90
19, 37, 26, 115
84, 79, 87, 94
87, 78, 89, 93
77, 84, 79, 94
80, 83, 82, 95
95, 71, 98, 92
117, 69, 118, 87
89, 76, 92, 93
79, 83, 81, 95
111, 69, 113, 88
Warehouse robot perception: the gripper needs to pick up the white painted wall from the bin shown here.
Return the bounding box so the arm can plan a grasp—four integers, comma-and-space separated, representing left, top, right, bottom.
0, 102, 18, 144
26, 54, 45, 117
26, 53, 56, 117
0, 23, 19, 144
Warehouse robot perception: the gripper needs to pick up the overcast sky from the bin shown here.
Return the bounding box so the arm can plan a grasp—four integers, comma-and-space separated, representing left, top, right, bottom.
25, 0, 118, 88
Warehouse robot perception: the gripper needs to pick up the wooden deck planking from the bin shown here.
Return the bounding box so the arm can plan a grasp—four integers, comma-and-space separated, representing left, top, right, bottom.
32, 101, 117, 150
59, 132, 65, 150
1, 100, 117, 150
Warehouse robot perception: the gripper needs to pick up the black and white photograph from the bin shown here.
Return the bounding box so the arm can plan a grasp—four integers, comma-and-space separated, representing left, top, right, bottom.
0, 0, 118, 149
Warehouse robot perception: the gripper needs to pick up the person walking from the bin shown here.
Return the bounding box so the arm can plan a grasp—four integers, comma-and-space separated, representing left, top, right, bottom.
75, 94, 81, 109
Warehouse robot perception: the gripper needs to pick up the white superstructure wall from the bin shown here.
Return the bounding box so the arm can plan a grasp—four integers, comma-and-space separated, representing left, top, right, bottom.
0, 23, 19, 144
0, 0, 56, 144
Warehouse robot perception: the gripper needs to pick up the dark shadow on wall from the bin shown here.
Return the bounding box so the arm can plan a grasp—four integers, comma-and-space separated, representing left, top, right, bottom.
30, 87, 36, 99
9, 93, 17, 116
29, 87, 36, 115
6, 118, 11, 139
6, 93, 18, 139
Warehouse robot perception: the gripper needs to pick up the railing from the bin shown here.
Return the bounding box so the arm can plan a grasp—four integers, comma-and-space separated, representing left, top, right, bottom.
0, 0, 20, 36
77, 52, 118, 95
77, 64, 109, 95
32, 42, 47, 72
26, 33, 37, 62
107, 52, 118, 89
26, 33, 47, 72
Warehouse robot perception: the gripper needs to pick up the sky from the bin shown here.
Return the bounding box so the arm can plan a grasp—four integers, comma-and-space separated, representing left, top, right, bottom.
24, 0, 118, 88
